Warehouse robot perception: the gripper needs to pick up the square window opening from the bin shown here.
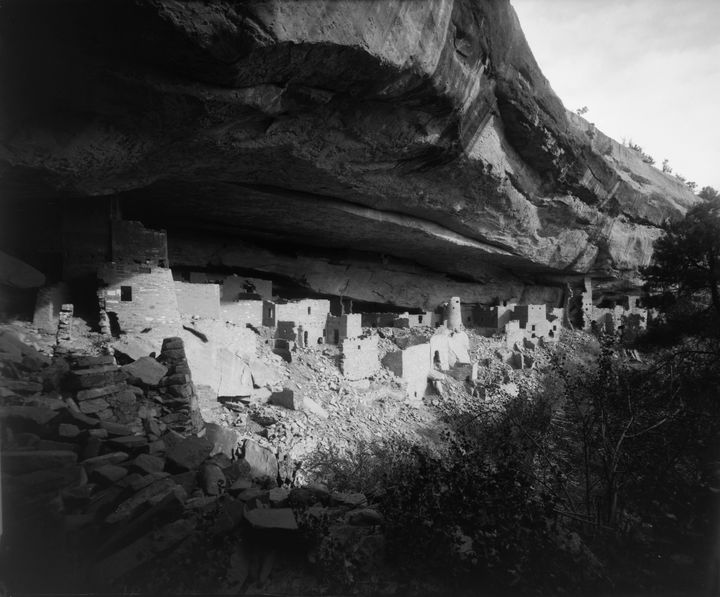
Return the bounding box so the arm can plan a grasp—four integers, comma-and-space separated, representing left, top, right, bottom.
121, 286, 132, 302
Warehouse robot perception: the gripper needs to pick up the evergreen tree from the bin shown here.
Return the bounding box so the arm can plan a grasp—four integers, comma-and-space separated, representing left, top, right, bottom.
643, 195, 720, 315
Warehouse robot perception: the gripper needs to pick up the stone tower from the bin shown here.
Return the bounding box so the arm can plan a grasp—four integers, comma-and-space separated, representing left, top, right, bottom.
445, 296, 462, 331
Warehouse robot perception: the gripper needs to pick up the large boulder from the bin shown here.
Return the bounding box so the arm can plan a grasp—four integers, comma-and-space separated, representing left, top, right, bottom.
121, 357, 168, 387
216, 350, 253, 398
204, 423, 241, 459
268, 389, 303, 411
241, 439, 278, 483
111, 336, 159, 363
165, 436, 213, 472
248, 359, 281, 389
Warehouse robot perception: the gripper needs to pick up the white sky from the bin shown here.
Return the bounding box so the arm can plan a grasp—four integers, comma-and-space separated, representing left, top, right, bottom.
511, 0, 720, 191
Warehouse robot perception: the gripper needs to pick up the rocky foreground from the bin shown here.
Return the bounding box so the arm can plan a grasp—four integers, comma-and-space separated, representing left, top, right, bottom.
2, 317, 544, 594
0, 329, 378, 593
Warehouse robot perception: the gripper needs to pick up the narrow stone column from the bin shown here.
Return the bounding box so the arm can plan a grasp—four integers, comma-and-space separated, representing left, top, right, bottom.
157, 337, 203, 433
445, 296, 463, 331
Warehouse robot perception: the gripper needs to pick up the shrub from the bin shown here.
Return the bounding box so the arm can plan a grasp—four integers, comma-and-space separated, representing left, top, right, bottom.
303, 408, 600, 593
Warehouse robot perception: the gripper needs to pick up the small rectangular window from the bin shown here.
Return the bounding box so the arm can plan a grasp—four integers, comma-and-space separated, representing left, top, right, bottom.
307, 306, 312, 315
121, 286, 132, 301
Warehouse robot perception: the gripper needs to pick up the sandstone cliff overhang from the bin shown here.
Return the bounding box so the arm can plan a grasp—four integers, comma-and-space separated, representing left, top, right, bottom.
0, 0, 697, 286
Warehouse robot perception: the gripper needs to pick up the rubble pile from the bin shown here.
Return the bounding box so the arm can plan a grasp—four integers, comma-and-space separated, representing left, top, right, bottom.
0, 305, 571, 595
0, 329, 389, 594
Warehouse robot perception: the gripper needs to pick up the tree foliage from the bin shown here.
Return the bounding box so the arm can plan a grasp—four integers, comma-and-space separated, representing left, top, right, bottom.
699, 185, 719, 201
642, 196, 720, 315
303, 333, 720, 595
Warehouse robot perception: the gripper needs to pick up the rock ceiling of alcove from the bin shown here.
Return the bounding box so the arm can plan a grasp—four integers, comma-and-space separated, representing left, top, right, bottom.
119, 180, 541, 284
0, 0, 697, 285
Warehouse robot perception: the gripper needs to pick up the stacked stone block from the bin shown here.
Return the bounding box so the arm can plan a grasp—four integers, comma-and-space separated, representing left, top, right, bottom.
68, 355, 141, 430
52, 303, 76, 356
157, 337, 202, 433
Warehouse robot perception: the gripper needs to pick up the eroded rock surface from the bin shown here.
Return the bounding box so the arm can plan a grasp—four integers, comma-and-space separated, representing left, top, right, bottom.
0, 0, 696, 288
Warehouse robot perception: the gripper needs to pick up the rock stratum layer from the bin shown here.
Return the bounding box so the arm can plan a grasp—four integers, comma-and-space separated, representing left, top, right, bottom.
0, 0, 696, 294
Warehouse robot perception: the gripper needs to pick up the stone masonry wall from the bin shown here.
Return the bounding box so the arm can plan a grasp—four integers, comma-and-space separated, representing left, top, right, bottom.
220, 300, 264, 327
505, 320, 525, 349
98, 264, 181, 338
277, 299, 330, 328
581, 276, 647, 333
460, 304, 478, 328
264, 299, 330, 328
429, 332, 450, 371
394, 312, 433, 328
513, 305, 547, 327
174, 281, 221, 319
276, 321, 325, 348
262, 300, 276, 327
403, 343, 431, 400
410, 312, 434, 327
382, 343, 431, 400
476, 302, 517, 335
361, 313, 398, 328
275, 321, 298, 342
110, 220, 168, 267
325, 314, 362, 344
297, 324, 325, 348
341, 335, 380, 381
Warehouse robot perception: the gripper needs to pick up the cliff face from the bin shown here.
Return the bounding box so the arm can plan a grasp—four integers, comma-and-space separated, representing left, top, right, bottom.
0, 0, 696, 294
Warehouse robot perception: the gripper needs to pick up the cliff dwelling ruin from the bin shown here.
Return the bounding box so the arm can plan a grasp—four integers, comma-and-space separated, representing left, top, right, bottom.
16, 198, 652, 404
0, 0, 703, 594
